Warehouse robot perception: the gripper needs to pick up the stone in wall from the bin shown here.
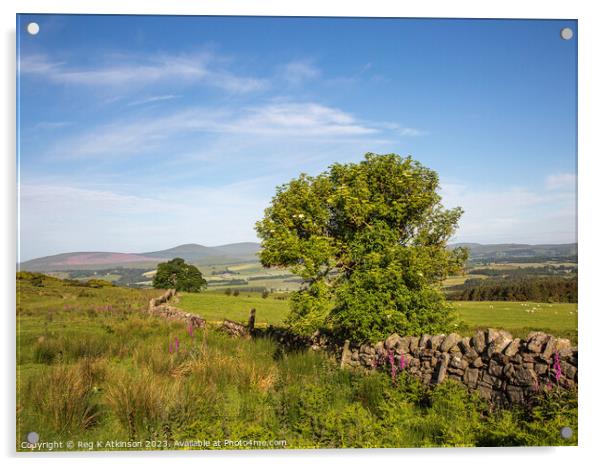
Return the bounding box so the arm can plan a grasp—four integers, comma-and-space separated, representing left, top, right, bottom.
221, 319, 249, 338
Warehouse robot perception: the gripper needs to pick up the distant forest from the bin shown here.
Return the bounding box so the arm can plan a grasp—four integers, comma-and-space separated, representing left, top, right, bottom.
446, 276, 577, 303
468, 255, 577, 264
468, 265, 576, 277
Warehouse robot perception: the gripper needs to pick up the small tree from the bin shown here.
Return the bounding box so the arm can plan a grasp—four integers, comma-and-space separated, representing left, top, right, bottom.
152, 258, 207, 292
256, 153, 467, 342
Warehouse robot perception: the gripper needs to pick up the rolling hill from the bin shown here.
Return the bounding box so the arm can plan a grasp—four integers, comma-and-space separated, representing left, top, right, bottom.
142, 242, 260, 262
19, 242, 261, 272
19, 242, 575, 273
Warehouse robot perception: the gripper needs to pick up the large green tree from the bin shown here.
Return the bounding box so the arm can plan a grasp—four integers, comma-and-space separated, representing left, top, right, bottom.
256, 153, 467, 342
152, 257, 207, 292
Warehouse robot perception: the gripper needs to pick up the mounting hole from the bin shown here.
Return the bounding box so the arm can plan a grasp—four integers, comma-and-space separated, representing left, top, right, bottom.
26, 22, 40, 36
560, 27, 573, 41
560, 426, 573, 439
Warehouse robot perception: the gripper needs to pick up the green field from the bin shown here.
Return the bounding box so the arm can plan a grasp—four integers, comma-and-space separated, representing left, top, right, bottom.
452, 301, 577, 342
178, 291, 289, 325
177, 291, 578, 343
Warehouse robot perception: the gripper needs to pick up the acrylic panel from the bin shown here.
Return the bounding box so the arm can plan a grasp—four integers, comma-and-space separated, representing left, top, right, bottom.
16, 14, 578, 452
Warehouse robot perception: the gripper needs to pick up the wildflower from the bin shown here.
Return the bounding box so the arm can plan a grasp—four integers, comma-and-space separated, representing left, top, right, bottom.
187, 322, 195, 338
553, 351, 562, 383
169, 336, 180, 354
388, 350, 397, 382
399, 353, 406, 371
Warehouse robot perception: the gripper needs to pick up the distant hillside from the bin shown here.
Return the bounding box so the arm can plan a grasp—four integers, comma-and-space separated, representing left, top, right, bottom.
449, 243, 577, 262
20, 241, 576, 272
18, 252, 159, 272
20, 242, 261, 272
142, 242, 260, 262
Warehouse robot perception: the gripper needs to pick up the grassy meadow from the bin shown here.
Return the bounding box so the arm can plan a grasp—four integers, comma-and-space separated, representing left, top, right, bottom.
16, 274, 578, 451
177, 291, 578, 343
453, 301, 577, 342
177, 291, 289, 326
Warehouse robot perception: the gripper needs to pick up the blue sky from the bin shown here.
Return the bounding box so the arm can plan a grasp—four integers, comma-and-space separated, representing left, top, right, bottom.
17, 15, 577, 261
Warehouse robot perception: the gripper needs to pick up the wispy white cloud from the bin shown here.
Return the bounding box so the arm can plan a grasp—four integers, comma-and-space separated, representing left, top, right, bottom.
19, 180, 268, 261
397, 127, 426, 137
32, 121, 73, 130
20, 184, 175, 214
19, 54, 64, 74
546, 173, 577, 190
127, 95, 180, 107
237, 102, 377, 136
280, 60, 320, 85
20, 52, 268, 93
441, 182, 576, 244
380, 122, 427, 137
49, 102, 393, 159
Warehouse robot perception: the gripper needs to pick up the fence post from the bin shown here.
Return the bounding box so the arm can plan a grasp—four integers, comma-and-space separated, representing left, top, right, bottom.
340, 339, 350, 369
248, 308, 256, 333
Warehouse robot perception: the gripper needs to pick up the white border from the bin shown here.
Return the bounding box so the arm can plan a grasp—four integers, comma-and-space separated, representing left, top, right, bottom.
2, 1, 601, 465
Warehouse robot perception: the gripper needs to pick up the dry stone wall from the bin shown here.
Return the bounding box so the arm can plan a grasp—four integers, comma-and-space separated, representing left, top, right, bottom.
341, 329, 577, 405
148, 289, 206, 329
146, 293, 578, 406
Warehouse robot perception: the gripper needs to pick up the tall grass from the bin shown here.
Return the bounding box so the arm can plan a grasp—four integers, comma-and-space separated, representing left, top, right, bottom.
32, 334, 111, 363
24, 360, 103, 434
106, 368, 175, 439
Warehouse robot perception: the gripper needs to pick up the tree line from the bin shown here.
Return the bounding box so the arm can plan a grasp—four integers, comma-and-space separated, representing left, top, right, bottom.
446, 276, 577, 302
468, 265, 576, 277
469, 255, 576, 264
